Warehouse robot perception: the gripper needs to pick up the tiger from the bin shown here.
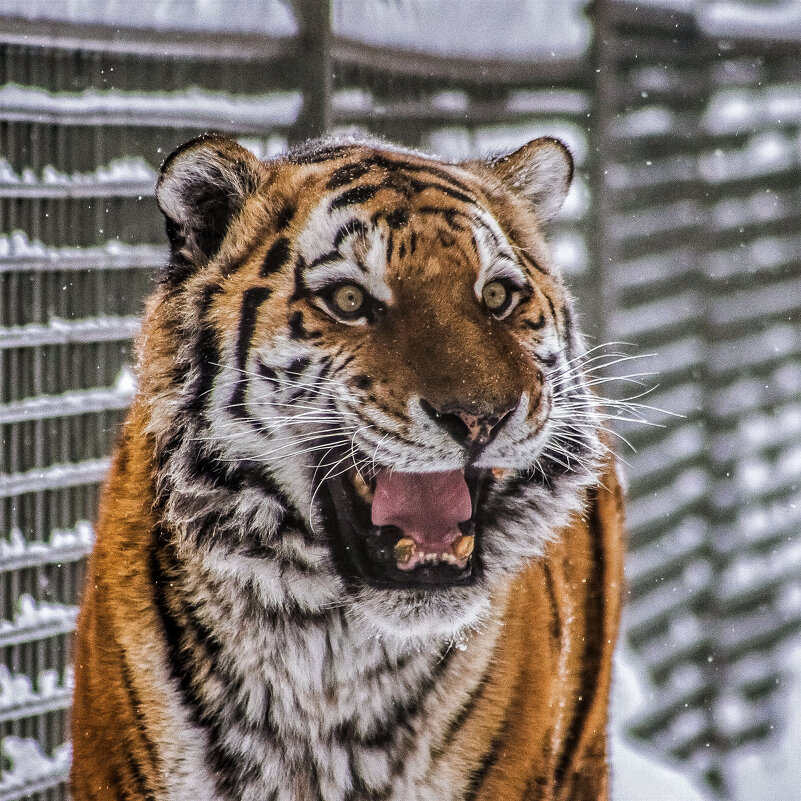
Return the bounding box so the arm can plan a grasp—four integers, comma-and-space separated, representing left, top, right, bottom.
71, 132, 625, 801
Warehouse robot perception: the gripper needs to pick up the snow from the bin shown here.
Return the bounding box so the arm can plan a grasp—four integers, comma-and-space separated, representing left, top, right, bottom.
698, 1, 801, 42
0, 664, 72, 711
726, 640, 801, 801
332, 0, 590, 58
0, 84, 303, 130
0, 0, 297, 36
612, 648, 712, 801
0, 737, 70, 794
0, 523, 94, 570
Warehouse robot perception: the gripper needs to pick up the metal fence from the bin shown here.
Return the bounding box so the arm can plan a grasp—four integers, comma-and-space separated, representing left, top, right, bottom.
592, 2, 801, 791
0, 0, 798, 797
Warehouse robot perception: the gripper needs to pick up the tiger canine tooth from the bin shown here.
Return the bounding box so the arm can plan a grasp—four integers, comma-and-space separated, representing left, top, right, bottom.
352, 470, 374, 502
393, 538, 417, 564
491, 467, 513, 480
453, 535, 474, 559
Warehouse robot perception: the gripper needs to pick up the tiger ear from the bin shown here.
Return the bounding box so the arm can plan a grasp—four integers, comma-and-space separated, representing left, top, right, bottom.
156, 134, 266, 284
481, 137, 573, 223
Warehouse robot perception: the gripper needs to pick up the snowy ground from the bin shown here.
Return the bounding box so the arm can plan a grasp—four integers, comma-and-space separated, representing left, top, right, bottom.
613, 640, 801, 801
612, 648, 711, 801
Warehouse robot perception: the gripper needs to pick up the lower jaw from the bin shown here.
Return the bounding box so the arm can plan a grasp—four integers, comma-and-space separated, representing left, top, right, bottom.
317, 469, 490, 591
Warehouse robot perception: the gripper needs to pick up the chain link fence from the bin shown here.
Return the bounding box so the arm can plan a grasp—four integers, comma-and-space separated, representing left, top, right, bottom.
0, 0, 798, 797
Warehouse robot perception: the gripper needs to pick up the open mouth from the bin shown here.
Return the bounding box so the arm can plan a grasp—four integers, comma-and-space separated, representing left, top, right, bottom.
318, 454, 510, 590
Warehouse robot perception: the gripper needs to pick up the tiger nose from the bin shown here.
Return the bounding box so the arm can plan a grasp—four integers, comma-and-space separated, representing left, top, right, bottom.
420, 399, 518, 449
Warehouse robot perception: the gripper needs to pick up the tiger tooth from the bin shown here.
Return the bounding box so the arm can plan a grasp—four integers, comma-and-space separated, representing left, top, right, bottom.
394, 538, 417, 564
352, 470, 374, 503
453, 535, 475, 560
492, 467, 513, 480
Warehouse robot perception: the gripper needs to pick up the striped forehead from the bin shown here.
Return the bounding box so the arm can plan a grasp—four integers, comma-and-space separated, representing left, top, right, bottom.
295, 196, 391, 303
471, 207, 527, 287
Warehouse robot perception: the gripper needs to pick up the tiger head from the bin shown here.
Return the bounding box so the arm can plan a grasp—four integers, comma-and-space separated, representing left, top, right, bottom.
143, 134, 604, 642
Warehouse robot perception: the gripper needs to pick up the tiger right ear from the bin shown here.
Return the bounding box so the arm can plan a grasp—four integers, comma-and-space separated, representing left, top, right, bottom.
156, 134, 266, 284
481, 137, 574, 223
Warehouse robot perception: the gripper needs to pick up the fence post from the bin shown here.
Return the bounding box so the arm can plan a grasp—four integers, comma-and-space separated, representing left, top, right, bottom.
586, 0, 613, 347
293, 0, 333, 141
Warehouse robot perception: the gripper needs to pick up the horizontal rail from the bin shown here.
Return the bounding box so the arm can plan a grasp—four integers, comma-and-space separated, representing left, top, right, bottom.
0, 386, 134, 425
0, 458, 110, 499
0, 523, 94, 573
0, 770, 68, 801
0, 240, 166, 274
0, 85, 302, 132
0, 15, 296, 59
0, 316, 140, 349
0, 690, 72, 726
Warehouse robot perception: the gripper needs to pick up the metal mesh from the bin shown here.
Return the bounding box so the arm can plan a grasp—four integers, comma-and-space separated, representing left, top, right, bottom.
593, 1, 801, 791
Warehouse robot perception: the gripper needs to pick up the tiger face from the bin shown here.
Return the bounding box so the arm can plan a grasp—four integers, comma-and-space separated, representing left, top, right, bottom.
148, 134, 603, 642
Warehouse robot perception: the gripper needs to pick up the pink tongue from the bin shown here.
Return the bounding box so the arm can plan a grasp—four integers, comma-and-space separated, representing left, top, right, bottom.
371, 469, 472, 550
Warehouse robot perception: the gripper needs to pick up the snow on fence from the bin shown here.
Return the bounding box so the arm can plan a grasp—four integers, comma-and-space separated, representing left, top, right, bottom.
593, 1, 801, 792
0, 0, 798, 798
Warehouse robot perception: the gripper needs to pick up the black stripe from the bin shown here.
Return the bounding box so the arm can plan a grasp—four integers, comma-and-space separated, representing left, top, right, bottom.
273, 200, 296, 231
118, 731, 157, 801
258, 362, 278, 383
261, 236, 291, 278
150, 538, 264, 799
525, 313, 546, 331
221, 237, 262, 278
334, 219, 369, 248
542, 562, 562, 643
544, 292, 559, 335
329, 183, 380, 210
463, 717, 511, 801
291, 144, 354, 164
553, 488, 606, 789
337, 648, 453, 749
183, 284, 223, 417
327, 161, 371, 189
286, 356, 311, 377
417, 205, 471, 229
287, 310, 322, 341
118, 644, 162, 785
383, 206, 410, 228
292, 255, 308, 300
518, 248, 549, 275
406, 175, 475, 206
360, 154, 478, 199
308, 249, 341, 269
229, 286, 272, 419
429, 663, 494, 762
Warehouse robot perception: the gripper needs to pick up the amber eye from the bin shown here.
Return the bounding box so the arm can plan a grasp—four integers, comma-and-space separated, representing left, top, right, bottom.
332, 284, 365, 315
482, 280, 509, 311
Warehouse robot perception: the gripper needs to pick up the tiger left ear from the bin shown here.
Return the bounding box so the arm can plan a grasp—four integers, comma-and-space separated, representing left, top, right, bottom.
156, 134, 266, 284
480, 137, 573, 223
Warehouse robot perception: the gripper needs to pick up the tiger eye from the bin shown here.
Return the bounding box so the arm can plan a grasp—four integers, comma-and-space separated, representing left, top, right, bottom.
482, 281, 508, 311
333, 284, 365, 315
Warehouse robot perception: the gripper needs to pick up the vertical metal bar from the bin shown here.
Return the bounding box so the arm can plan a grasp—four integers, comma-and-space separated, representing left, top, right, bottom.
292, 0, 333, 141
586, 0, 613, 347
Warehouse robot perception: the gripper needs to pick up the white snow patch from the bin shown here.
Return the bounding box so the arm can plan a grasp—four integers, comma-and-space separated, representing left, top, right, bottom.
612, 647, 711, 801
727, 639, 801, 801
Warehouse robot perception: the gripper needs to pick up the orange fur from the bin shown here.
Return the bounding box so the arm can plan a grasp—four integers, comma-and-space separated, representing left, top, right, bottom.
72, 135, 625, 801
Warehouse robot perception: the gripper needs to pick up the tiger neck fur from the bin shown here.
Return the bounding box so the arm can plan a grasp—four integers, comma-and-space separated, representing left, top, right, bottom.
149, 405, 505, 801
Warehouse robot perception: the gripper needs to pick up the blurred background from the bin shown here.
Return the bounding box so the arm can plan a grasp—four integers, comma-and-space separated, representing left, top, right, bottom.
0, 0, 799, 798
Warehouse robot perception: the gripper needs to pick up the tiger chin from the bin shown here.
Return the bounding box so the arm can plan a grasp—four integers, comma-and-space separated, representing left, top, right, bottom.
71, 132, 625, 801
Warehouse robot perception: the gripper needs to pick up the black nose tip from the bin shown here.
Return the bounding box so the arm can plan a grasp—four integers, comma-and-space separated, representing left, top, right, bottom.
420, 398, 517, 449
